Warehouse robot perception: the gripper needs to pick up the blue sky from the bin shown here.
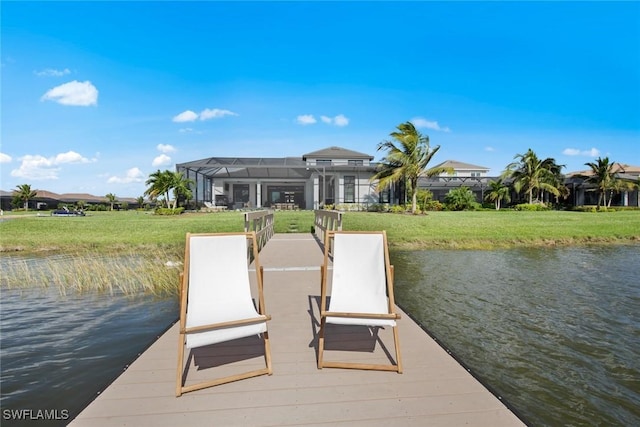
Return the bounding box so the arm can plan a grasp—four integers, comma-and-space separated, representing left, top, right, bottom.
1, 1, 639, 198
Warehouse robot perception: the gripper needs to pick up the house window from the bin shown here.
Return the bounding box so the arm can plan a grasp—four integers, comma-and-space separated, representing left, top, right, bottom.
379, 187, 390, 203
316, 159, 332, 165
348, 159, 363, 166
344, 176, 355, 203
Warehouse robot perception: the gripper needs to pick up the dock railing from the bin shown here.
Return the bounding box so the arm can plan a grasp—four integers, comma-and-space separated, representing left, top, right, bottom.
313, 209, 342, 246
244, 210, 274, 251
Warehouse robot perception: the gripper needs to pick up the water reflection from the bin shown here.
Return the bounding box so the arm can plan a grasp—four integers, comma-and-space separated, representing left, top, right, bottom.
0, 284, 178, 426
392, 245, 640, 426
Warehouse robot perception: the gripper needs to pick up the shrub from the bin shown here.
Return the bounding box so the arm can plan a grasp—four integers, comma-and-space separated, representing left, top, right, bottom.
155, 207, 185, 215
444, 187, 477, 211
424, 201, 444, 211
514, 203, 550, 211
389, 205, 406, 214
367, 203, 389, 212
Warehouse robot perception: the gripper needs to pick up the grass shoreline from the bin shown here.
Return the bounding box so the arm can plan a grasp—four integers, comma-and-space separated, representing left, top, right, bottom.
1, 209, 639, 254
2, 210, 638, 294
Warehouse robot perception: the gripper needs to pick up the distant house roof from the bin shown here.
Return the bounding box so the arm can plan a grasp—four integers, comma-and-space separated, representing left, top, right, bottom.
302, 146, 374, 161
567, 163, 640, 177
432, 160, 490, 171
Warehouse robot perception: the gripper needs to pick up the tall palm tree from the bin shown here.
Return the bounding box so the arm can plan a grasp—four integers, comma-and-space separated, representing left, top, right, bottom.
13, 184, 37, 211
485, 179, 511, 210
372, 121, 451, 214
503, 149, 561, 204
582, 157, 617, 208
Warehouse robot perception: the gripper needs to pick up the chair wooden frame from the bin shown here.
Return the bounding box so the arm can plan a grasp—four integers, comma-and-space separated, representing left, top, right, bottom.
318, 230, 402, 373
176, 232, 272, 397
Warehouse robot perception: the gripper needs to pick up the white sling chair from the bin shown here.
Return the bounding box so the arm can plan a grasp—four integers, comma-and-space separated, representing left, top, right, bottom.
318, 231, 402, 373
176, 232, 272, 396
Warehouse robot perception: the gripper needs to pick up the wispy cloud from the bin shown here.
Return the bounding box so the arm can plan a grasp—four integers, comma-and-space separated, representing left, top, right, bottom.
41, 80, 98, 106
301, 114, 349, 126
172, 108, 238, 123
107, 167, 145, 184
296, 114, 317, 125
320, 114, 349, 127
562, 148, 600, 157
152, 154, 172, 167
10, 151, 94, 180
200, 108, 238, 120
156, 144, 176, 153
0, 152, 12, 163
411, 117, 451, 133
172, 110, 198, 123
34, 68, 71, 77
485, 146, 495, 152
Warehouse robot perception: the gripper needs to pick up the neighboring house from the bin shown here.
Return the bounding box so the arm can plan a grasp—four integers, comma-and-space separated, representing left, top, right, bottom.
0, 190, 141, 211
418, 160, 491, 202
565, 163, 640, 207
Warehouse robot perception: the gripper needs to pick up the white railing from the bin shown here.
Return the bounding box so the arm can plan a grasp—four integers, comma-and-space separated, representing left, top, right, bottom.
244, 210, 274, 251
313, 210, 342, 245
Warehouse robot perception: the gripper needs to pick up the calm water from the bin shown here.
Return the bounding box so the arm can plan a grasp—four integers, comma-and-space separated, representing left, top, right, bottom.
0, 283, 178, 426
392, 245, 640, 426
1, 246, 639, 426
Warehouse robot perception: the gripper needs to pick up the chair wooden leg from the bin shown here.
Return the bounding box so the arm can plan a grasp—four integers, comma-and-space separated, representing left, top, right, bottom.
393, 325, 403, 374
176, 334, 186, 397
264, 331, 273, 374
317, 318, 326, 369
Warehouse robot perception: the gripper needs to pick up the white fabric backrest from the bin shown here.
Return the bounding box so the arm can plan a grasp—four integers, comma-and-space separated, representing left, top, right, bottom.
185, 235, 264, 347
329, 233, 389, 316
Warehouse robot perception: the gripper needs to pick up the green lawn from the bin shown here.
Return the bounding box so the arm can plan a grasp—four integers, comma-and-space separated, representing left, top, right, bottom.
1, 209, 638, 254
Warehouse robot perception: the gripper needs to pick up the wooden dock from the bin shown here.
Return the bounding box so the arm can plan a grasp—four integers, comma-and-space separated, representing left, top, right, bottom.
71, 233, 526, 426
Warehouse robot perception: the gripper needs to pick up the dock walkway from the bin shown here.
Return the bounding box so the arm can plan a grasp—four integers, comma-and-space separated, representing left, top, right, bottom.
71, 233, 525, 426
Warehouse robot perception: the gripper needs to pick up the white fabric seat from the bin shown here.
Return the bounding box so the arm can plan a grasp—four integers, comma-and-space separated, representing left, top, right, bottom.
176, 232, 272, 396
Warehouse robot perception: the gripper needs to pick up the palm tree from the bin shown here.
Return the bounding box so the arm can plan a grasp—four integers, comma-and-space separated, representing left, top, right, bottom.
503, 149, 562, 204
372, 121, 451, 214
13, 184, 37, 211
145, 170, 172, 208
582, 157, 617, 208
485, 179, 511, 210
105, 193, 117, 211
168, 171, 194, 209
145, 170, 194, 209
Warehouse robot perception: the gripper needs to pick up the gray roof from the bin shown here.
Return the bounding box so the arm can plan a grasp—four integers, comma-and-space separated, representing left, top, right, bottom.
302, 146, 374, 161
432, 160, 490, 171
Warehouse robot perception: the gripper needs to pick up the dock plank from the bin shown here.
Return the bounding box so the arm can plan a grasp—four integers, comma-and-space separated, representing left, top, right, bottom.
71, 233, 525, 426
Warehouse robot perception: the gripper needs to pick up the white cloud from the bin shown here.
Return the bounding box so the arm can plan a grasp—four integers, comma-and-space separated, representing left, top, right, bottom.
172, 110, 199, 123
485, 146, 495, 152
411, 117, 451, 133
200, 108, 238, 120
317, 114, 350, 126
152, 154, 172, 167
107, 167, 145, 184
156, 144, 176, 153
10, 151, 92, 180
41, 80, 98, 106
563, 148, 600, 157
333, 114, 349, 127
296, 114, 317, 125
35, 68, 71, 77
0, 152, 12, 163
172, 108, 238, 123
